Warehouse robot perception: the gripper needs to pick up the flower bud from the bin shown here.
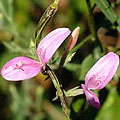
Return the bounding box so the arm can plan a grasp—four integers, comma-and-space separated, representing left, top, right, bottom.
67, 27, 80, 51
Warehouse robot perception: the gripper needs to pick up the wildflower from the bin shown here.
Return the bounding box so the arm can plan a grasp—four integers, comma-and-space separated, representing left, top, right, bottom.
1, 28, 71, 81
81, 52, 119, 109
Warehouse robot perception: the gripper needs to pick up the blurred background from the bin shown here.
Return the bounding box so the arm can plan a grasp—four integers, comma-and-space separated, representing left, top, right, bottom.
0, 0, 120, 120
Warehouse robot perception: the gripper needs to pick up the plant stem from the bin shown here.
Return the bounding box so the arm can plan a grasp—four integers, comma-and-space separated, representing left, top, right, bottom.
70, 34, 93, 54
57, 49, 68, 78
86, 0, 103, 53
54, 0, 60, 5
86, 0, 97, 38
31, 1, 58, 58
57, 34, 93, 80
46, 65, 70, 120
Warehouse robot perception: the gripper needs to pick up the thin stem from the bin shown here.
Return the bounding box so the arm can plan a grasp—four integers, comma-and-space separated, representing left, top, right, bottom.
86, 0, 103, 53
54, 0, 60, 5
46, 65, 70, 120
58, 49, 68, 78
57, 35, 93, 79
86, 0, 96, 38
70, 34, 93, 54
31, 1, 58, 59
33, 3, 58, 48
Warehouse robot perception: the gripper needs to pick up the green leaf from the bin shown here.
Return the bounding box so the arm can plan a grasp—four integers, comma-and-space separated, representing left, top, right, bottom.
79, 54, 96, 80
65, 63, 81, 72
96, 88, 120, 120
70, 0, 94, 14
65, 62, 81, 80
35, 86, 45, 108
95, 0, 117, 24
64, 86, 84, 97
0, 0, 13, 23
72, 99, 84, 113
9, 84, 32, 120
0, 0, 18, 36
32, 113, 46, 120
64, 52, 76, 66
114, 64, 120, 81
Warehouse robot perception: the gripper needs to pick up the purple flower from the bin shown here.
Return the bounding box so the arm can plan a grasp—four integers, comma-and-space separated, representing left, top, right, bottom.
1, 28, 71, 81
81, 52, 119, 109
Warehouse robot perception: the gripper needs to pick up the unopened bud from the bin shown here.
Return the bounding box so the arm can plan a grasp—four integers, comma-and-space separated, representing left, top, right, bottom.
67, 27, 80, 51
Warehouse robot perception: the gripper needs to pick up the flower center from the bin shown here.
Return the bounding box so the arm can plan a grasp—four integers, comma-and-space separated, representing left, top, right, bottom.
15, 60, 24, 71
38, 48, 46, 65
86, 74, 103, 89
18, 60, 23, 67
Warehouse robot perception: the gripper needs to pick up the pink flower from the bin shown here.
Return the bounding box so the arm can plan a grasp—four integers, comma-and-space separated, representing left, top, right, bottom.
1, 28, 71, 81
81, 52, 119, 109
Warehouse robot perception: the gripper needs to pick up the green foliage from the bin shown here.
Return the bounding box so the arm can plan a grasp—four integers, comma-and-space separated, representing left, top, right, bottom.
114, 64, 120, 80
70, 0, 94, 14
9, 84, 31, 120
65, 63, 81, 72
72, 99, 84, 113
0, 0, 120, 120
64, 52, 76, 66
96, 87, 120, 120
95, 0, 120, 32
32, 0, 49, 8
95, 0, 117, 24
0, 0, 13, 23
79, 54, 95, 80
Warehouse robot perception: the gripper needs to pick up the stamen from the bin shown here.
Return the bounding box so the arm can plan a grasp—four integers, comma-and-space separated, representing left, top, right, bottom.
18, 60, 23, 67
14, 60, 24, 71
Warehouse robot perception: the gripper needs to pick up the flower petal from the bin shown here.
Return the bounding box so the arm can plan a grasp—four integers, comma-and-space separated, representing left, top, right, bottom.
85, 52, 119, 89
1, 57, 42, 81
81, 84, 100, 109
37, 28, 71, 64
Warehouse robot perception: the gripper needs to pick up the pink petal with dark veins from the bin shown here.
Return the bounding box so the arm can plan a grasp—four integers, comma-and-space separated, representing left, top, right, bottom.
1, 57, 42, 81
85, 52, 119, 89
